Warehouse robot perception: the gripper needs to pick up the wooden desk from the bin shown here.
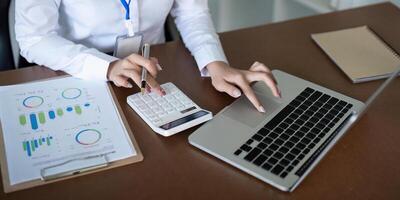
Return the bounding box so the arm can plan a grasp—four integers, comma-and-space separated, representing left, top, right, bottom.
1, 3, 399, 200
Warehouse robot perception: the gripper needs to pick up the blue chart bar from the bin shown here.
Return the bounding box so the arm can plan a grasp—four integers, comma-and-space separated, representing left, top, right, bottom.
29, 114, 38, 130
34, 140, 38, 148
66, 107, 73, 112
48, 110, 56, 119
26, 141, 31, 157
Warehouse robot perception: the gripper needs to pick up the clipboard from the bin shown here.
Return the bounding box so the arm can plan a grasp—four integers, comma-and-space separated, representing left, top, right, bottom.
0, 76, 143, 193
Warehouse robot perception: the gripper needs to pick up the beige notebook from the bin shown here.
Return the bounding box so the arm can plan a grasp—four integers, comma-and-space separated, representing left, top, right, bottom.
312, 26, 400, 83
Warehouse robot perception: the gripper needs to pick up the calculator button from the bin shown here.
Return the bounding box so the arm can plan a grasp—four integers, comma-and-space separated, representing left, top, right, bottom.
149, 92, 159, 99
148, 114, 158, 120
158, 99, 168, 105
141, 95, 152, 102
132, 98, 144, 105
159, 112, 168, 117
165, 95, 175, 101
153, 107, 165, 114
148, 101, 158, 108
163, 103, 172, 109
166, 108, 176, 113
170, 100, 182, 107
138, 104, 149, 111
145, 110, 156, 116
152, 119, 162, 124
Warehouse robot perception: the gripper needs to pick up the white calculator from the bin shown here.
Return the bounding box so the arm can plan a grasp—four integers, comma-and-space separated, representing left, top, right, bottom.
127, 83, 213, 137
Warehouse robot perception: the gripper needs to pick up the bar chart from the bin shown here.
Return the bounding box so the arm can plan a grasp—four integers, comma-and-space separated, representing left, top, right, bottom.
22, 136, 53, 157
19, 103, 91, 130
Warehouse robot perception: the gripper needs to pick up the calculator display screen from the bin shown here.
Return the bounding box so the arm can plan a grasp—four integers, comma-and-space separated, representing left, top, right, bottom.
159, 110, 209, 130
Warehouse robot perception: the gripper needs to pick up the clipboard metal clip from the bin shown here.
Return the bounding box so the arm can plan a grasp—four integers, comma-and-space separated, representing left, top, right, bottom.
39, 151, 115, 181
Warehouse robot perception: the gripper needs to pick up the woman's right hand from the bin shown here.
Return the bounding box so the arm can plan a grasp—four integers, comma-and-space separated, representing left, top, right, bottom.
107, 53, 165, 95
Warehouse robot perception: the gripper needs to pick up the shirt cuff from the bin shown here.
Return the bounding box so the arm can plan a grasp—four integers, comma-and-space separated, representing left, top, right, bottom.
77, 52, 119, 81
192, 44, 228, 77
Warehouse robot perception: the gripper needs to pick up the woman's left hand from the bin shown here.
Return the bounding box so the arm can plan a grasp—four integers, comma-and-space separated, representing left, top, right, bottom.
206, 61, 281, 113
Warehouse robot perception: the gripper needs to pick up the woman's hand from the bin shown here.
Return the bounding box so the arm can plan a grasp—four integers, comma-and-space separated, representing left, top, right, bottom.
207, 61, 281, 113
107, 53, 165, 95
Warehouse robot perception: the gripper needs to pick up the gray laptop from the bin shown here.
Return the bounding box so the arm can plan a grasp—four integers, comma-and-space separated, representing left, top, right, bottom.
189, 68, 399, 192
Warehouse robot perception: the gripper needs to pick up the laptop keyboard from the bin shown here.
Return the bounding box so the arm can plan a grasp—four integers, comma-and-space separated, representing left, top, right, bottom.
233, 87, 353, 178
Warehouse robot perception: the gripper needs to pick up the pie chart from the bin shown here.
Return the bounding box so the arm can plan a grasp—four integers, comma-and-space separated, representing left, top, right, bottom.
75, 129, 101, 145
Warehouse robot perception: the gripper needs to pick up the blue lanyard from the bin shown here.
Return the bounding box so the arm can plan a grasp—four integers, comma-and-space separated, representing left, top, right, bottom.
120, 0, 132, 20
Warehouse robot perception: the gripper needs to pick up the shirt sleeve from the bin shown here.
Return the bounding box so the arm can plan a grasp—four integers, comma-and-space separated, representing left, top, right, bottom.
15, 0, 118, 81
170, 0, 228, 77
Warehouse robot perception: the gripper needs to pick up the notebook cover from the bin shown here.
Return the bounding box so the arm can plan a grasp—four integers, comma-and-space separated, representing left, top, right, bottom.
312, 26, 400, 83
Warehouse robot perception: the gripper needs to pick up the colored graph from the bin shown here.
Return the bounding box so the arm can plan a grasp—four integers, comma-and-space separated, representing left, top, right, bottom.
19, 103, 91, 130
75, 129, 101, 145
22, 136, 53, 157
62, 88, 82, 99
23, 96, 43, 108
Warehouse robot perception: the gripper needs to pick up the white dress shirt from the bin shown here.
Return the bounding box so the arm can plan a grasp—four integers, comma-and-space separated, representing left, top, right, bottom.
15, 0, 228, 81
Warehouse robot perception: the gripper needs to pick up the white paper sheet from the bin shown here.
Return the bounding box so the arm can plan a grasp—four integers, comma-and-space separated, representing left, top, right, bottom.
0, 77, 136, 185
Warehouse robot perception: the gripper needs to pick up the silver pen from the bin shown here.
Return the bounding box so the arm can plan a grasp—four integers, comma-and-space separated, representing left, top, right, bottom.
141, 43, 150, 95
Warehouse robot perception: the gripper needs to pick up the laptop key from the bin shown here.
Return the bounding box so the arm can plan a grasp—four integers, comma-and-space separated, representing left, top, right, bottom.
268, 132, 279, 139
269, 144, 279, 151
319, 94, 330, 102
240, 144, 252, 152
246, 139, 254, 145
295, 142, 306, 149
284, 141, 295, 148
234, 149, 242, 156
268, 157, 278, 165
258, 128, 270, 136
278, 146, 289, 154
280, 171, 288, 178
262, 163, 273, 171
273, 152, 284, 160
290, 160, 298, 167
262, 137, 273, 144
279, 133, 289, 140
275, 138, 285, 145
285, 153, 295, 161
252, 134, 263, 142
271, 165, 285, 175
253, 154, 268, 166
274, 127, 284, 134
257, 142, 268, 149
289, 100, 301, 107
304, 87, 315, 94
279, 158, 290, 167
263, 149, 274, 156
244, 148, 262, 161
290, 148, 301, 155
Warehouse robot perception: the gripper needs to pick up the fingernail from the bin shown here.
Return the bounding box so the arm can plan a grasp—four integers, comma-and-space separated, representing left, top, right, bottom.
258, 106, 266, 113
161, 89, 166, 96
233, 90, 241, 98
127, 83, 133, 88
156, 64, 163, 71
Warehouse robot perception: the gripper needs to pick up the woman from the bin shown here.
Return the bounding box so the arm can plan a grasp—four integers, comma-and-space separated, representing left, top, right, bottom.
15, 0, 280, 112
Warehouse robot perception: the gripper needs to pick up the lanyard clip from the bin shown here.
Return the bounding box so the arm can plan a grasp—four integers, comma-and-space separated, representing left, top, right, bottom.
125, 20, 135, 37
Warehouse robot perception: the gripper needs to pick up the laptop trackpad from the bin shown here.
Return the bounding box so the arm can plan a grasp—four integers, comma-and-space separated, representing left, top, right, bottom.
222, 94, 281, 128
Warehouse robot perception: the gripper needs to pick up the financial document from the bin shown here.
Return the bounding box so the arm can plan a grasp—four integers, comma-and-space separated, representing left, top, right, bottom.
0, 77, 136, 185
